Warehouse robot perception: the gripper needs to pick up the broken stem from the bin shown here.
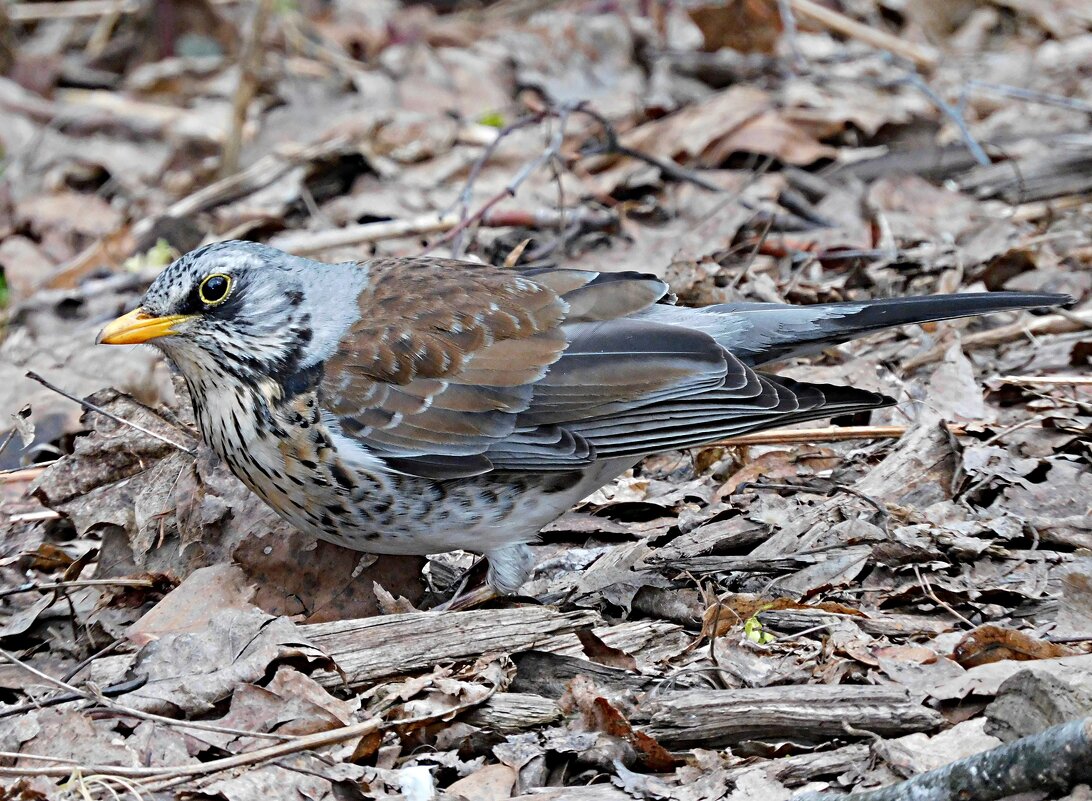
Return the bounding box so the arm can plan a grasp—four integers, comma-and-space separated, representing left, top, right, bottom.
24, 372, 195, 455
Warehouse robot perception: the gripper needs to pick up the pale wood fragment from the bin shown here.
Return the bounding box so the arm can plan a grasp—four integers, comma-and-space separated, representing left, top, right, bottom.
302, 608, 599, 687
463, 692, 563, 733
643, 685, 943, 748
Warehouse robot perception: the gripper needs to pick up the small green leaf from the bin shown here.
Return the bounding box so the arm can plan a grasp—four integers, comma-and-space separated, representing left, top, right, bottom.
477, 111, 506, 129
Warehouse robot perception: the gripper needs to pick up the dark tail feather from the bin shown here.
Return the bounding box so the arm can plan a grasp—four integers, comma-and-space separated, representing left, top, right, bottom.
705, 292, 1072, 365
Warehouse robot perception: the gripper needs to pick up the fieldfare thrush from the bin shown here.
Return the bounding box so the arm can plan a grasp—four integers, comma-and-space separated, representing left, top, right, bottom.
98, 241, 1069, 605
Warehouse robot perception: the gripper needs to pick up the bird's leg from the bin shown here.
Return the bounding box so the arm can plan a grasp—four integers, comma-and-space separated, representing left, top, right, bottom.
432, 554, 492, 611
432, 543, 536, 611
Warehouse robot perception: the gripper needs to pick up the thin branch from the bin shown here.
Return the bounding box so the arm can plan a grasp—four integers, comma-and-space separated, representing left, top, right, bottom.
271, 207, 613, 257
219, 0, 274, 177
709, 423, 970, 447
795, 717, 1092, 801
789, 0, 939, 70
428, 104, 577, 255
24, 372, 195, 456
0, 715, 380, 779
998, 375, 1092, 387
576, 105, 724, 193
0, 648, 296, 743
0, 578, 157, 600
900, 309, 1092, 371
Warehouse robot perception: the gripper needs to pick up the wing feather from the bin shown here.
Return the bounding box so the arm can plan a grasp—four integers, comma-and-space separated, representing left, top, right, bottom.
315, 258, 894, 478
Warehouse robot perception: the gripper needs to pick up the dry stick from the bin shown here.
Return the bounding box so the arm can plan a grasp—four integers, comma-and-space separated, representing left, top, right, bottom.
219, 0, 273, 177
429, 105, 577, 254
1000, 375, 1092, 387
7, 0, 139, 20
794, 717, 1092, 801
0, 578, 156, 600
24, 372, 195, 456
0, 716, 381, 779
789, 0, 939, 70
0, 648, 299, 744
901, 309, 1092, 371
270, 207, 615, 256
576, 105, 724, 193
710, 423, 969, 448
441, 110, 549, 257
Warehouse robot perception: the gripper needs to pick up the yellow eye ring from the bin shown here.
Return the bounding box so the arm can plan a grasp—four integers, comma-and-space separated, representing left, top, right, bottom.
199, 274, 232, 306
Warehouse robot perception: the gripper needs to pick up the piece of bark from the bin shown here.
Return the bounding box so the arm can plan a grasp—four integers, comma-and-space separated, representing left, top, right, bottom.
642, 686, 942, 748
986, 670, 1092, 743
511, 651, 651, 699
302, 608, 599, 687
508, 787, 631, 801
462, 693, 563, 734
794, 717, 1092, 801
759, 609, 951, 638
754, 743, 870, 787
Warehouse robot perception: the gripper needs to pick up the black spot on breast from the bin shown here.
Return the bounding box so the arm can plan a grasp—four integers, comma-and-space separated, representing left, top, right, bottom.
300, 459, 318, 470
331, 462, 355, 491
286, 290, 304, 306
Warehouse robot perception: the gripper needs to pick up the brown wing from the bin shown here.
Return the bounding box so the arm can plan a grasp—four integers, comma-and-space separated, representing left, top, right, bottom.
319, 257, 893, 478
318, 258, 679, 477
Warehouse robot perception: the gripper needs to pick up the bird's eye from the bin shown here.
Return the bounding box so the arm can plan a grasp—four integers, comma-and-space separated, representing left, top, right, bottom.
199, 274, 232, 306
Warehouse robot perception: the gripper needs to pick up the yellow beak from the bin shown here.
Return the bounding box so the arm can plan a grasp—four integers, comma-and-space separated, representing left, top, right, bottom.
97, 308, 195, 345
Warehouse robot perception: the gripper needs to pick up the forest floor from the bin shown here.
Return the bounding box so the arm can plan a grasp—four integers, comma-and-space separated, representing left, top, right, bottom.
0, 1, 1090, 799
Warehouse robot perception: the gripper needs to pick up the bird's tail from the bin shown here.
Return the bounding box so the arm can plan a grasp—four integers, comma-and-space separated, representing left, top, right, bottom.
698, 292, 1072, 365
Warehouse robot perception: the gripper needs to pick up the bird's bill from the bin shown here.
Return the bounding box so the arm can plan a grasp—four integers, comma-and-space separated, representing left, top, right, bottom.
97, 308, 195, 345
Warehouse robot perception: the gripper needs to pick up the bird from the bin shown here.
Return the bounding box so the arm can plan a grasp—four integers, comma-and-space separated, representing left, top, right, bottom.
97, 240, 1070, 607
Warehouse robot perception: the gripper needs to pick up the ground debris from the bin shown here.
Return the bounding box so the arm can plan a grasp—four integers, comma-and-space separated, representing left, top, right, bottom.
1, 0, 1089, 797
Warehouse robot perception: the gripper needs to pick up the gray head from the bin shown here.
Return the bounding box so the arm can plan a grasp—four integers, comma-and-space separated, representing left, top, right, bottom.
98, 241, 364, 386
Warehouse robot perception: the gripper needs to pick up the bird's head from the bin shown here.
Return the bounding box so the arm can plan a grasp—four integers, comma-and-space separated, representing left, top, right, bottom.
98, 241, 361, 386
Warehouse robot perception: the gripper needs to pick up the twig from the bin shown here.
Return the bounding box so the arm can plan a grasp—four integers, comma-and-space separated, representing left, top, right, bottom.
965, 80, 1092, 115
733, 480, 890, 531
794, 717, 1092, 801
710, 423, 969, 447
219, 0, 273, 177
443, 110, 550, 257
270, 207, 614, 257
896, 71, 990, 166
900, 309, 1092, 371
0, 715, 380, 779
7, 0, 139, 20
24, 372, 195, 456
0, 677, 146, 721
776, 0, 804, 72
914, 566, 975, 628
789, 0, 939, 70
998, 375, 1092, 387
0, 648, 298, 743
576, 105, 724, 193
0, 578, 156, 600
428, 105, 577, 254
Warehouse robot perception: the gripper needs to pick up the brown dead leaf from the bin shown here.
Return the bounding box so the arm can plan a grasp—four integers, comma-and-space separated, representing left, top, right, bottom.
702, 592, 866, 639
562, 675, 677, 772
576, 630, 638, 671
127, 563, 255, 646
124, 607, 328, 715
718, 447, 840, 497
953, 624, 1078, 668
197, 666, 357, 750
688, 0, 783, 53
